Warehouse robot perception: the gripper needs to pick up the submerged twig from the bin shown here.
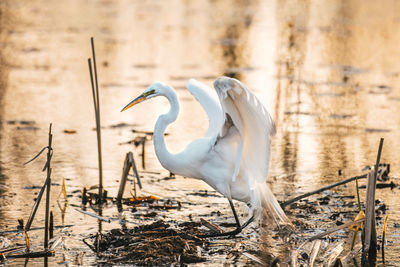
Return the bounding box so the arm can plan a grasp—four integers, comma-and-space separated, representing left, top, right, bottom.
0, 246, 26, 255
5, 250, 54, 258
309, 218, 365, 241
281, 174, 367, 208
75, 209, 111, 223
0, 225, 74, 236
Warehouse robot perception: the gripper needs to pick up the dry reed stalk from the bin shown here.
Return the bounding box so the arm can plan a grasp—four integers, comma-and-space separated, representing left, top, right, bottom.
362, 138, 383, 264
88, 37, 103, 204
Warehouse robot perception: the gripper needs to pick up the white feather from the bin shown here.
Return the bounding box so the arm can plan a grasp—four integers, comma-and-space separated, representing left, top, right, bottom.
213, 76, 286, 224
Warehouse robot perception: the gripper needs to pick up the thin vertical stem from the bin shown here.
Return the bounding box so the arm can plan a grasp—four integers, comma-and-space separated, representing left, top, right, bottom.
88, 48, 103, 204
44, 123, 52, 250
49, 211, 54, 240
91, 37, 103, 203
141, 138, 146, 170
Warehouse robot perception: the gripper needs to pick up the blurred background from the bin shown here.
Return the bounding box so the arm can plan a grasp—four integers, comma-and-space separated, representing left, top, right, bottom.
1, 0, 400, 265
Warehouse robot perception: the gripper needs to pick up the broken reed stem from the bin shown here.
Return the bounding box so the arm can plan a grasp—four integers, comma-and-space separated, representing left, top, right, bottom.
117, 152, 143, 201
129, 152, 142, 191
44, 123, 53, 250
117, 153, 131, 201
362, 138, 383, 263
5, 250, 54, 259
141, 138, 146, 170
25, 180, 47, 230
281, 174, 367, 208
49, 211, 54, 240
88, 37, 103, 204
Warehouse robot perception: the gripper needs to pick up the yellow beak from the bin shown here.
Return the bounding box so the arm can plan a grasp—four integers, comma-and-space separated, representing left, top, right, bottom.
121, 94, 146, 112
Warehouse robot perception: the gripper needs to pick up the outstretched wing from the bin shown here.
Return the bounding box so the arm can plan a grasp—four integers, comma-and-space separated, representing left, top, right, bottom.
213, 76, 276, 183
186, 79, 224, 138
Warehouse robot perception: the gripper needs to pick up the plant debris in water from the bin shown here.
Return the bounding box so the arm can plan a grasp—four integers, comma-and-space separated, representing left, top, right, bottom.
88, 220, 207, 265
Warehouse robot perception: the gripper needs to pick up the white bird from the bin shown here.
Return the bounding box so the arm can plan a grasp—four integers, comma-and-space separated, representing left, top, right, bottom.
121, 76, 290, 236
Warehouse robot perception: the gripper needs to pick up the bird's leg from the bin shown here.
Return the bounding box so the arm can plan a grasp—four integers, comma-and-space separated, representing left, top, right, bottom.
198, 199, 254, 238
229, 199, 241, 228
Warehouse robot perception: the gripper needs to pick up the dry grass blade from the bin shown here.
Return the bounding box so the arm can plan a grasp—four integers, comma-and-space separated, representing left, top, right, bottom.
24, 230, 30, 251
342, 243, 362, 264
290, 250, 298, 267
57, 178, 68, 202
200, 218, 223, 233
290, 241, 306, 267
326, 242, 343, 267
350, 210, 365, 249
382, 214, 389, 263
309, 240, 321, 267
355, 176, 361, 212
49, 235, 64, 250
242, 252, 266, 265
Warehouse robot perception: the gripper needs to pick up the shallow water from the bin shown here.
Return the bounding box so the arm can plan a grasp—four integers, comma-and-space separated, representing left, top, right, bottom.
1, 0, 400, 265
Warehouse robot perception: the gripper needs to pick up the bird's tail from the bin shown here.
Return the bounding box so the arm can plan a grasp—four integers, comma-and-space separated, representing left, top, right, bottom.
252, 182, 292, 228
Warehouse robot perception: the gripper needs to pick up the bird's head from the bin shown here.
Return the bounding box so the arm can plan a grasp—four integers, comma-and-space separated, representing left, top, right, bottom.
121, 82, 168, 112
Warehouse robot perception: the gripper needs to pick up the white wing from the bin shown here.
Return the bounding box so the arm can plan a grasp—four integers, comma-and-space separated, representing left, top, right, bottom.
213, 76, 276, 183
186, 79, 224, 138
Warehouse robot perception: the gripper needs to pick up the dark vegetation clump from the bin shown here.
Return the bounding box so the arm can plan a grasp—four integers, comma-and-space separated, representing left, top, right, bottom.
91, 220, 208, 265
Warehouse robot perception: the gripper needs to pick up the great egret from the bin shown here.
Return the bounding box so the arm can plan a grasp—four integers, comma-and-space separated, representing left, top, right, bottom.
121, 76, 290, 236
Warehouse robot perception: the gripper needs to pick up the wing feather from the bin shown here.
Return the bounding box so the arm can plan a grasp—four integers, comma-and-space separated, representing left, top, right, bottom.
213, 76, 276, 184
186, 79, 224, 139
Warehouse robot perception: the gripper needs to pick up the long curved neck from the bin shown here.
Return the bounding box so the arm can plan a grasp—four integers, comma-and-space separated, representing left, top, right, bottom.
153, 87, 180, 172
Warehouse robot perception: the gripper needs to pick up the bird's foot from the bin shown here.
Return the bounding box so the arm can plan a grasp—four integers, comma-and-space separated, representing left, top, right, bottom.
197, 227, 242, 238
197, 215, 254, 238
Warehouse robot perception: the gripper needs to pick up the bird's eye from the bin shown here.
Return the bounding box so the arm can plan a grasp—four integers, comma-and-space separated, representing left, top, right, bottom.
144, 89, 155, 96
